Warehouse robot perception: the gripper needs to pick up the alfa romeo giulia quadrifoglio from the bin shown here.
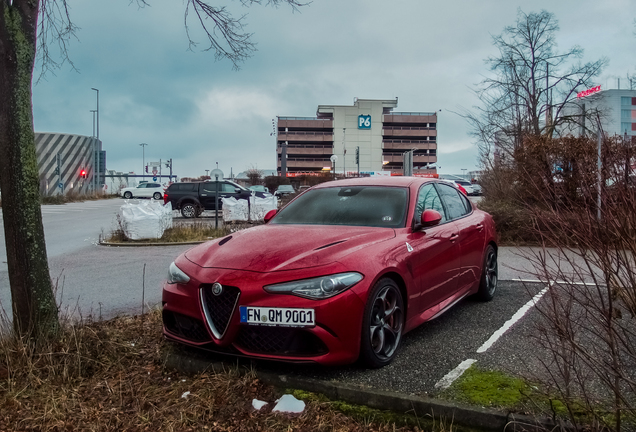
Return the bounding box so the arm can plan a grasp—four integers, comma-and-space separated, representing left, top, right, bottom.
162, 177, 498, 368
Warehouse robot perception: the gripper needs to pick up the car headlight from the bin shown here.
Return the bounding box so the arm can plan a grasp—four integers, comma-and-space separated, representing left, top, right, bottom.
264, 272, 362, 300
167, 262, 190, 284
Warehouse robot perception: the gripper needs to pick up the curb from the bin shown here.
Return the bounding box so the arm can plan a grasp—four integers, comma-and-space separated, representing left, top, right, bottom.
98, 240, 205, 247
164, 351, 560, 431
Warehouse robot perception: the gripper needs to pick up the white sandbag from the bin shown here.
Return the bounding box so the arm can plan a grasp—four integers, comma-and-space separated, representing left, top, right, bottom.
119, 200, 173, 240
222, 195, 278, 222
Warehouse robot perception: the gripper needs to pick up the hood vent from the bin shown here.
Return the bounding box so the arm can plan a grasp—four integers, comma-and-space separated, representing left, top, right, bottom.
314, 240, 346, 251
218, 236, 232, 246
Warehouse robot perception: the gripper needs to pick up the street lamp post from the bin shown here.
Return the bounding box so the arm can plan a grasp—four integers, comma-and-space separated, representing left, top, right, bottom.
90, 109, 97, 191
139, 143, 148, 180
91, 88, 99, 191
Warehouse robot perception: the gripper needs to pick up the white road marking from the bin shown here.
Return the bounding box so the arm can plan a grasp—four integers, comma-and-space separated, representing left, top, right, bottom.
434, 359, 477, 389
476, 285, 550, 353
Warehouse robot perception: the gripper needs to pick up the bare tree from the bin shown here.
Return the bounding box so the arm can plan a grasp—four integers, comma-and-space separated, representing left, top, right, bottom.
0, 0, 307, 339
464, 10, 607, 171
245, 165, 264, 186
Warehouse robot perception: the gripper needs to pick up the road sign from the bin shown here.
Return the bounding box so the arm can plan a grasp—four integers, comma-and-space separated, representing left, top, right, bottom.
58, 182, 63, 189
153, 176, 157, 181
152, 169, 158, 175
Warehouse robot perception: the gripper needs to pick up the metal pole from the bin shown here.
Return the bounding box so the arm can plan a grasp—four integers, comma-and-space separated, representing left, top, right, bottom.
215, 174, 219, 230
597, 129, 602, 220
91, 88, 100, 191
90, 110, 97, 191
139, 143, 148, 181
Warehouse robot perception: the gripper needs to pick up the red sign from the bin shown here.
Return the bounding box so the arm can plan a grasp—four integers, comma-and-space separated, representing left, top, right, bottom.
577, 85, 601, 99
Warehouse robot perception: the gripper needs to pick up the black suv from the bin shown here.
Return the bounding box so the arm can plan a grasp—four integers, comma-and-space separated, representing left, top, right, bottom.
163, 180, 267, 218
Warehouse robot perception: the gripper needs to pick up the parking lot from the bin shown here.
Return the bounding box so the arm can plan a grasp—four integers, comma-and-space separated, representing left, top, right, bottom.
179, 279, 549, 397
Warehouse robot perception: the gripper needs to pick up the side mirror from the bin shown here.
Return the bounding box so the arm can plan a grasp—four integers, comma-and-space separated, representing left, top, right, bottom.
235, 188, 242, 193
421, 209, 442, 228
264, 209, 277, 223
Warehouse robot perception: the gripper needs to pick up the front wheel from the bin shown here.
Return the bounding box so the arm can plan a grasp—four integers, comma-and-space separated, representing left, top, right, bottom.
153, 192, 162, 200
359, 278, 404, 368
476, 244, 498, 301
181, 203, 199, 218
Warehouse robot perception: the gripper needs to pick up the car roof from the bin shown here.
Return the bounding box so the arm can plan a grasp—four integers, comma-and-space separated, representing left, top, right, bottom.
311, 176, 433, 189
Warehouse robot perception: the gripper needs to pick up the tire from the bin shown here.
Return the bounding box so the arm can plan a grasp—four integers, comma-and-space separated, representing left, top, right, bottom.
153, 192, 162, 200
123, 191, 133, 199
359, 278, 404, 368
181, 203, 198, 218
476, 244, 498, 302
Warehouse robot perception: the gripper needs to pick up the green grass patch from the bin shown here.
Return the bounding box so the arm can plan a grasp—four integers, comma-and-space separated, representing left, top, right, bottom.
440, 365, 533, 410
40, 192, 119, 205
104, 221, 238, 243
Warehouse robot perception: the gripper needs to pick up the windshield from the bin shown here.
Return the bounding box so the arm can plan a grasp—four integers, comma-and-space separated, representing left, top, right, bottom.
271, 186, 408, 228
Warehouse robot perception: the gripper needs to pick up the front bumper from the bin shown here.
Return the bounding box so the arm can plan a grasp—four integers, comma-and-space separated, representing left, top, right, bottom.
161, 266, 367, 365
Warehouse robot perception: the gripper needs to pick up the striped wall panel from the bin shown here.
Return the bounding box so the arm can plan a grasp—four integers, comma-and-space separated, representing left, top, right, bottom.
35, 133, 103, 196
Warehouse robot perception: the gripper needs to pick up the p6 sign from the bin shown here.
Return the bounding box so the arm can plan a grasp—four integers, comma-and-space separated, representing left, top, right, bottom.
358, 115, 371, 129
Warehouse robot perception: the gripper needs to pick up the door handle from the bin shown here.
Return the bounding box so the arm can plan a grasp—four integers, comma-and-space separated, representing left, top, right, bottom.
476, 224, 484, 231
449, 233, 459, 242
201, 194, 207, 196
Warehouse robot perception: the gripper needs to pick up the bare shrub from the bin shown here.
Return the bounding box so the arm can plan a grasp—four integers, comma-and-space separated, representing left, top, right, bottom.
510, 134, 636, 431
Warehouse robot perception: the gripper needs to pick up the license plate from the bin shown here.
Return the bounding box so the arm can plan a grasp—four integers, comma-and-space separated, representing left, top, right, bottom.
239, 306, 315, 327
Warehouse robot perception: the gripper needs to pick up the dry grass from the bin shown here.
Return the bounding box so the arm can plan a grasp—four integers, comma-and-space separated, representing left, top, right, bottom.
0, 311, 453, 431
103, 220, 259, 243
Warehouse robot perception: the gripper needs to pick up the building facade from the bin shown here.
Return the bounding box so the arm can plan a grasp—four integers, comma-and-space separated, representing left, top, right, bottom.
35, 132, 105, 196
569, 88, 636, 138
276, 98, 438, 176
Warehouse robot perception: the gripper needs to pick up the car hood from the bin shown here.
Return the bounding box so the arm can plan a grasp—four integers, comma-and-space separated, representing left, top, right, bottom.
184, 224, 396, 272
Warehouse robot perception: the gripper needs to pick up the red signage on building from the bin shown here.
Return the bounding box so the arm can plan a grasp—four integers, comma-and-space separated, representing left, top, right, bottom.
577, 85, 601, 99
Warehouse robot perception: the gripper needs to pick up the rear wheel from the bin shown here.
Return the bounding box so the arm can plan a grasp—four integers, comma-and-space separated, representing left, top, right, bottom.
359, 278, 404, 368
476, 245, 497, 301
153, 192, 162, 200
181, 203, 198, 218
123, 191, 132, 199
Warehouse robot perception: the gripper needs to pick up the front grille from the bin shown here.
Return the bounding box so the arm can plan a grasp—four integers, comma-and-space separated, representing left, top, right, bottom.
200, 284, 240, 339
163, 310, 211, 343
236, 326, 328, 357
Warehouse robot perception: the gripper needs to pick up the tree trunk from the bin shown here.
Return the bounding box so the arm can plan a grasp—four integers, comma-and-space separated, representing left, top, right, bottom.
0, 0, 59, 338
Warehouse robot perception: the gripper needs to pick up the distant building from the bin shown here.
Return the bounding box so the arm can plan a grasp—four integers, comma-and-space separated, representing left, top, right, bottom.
35, 132, 105, 196
565, 88, 636, 139
276, 98, 438, 176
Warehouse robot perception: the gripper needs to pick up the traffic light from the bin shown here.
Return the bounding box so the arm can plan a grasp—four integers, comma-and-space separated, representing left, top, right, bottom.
355, 147, 360, 165
80, 169, 87, 179
145, 165, 148, 173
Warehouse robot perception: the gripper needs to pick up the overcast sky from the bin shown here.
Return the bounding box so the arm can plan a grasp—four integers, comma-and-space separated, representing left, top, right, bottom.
32, 0, 635, 179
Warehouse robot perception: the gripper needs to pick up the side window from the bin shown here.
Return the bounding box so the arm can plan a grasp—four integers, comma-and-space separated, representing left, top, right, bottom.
415, 184, 446, 223
436, 183, 470, 220
202, 183, 220, 194
138, 184, 146, 188
222, 183, 239, 193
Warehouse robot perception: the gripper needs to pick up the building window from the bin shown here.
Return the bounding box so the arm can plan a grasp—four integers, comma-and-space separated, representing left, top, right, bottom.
622, 97, 631, 106
622, 110, 632, 120
621, 122, 632, 133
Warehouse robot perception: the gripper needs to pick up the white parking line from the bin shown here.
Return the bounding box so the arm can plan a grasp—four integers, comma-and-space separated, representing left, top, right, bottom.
434, 282, 551, 390
434, 359, 476, 389
476, 285, 549, 353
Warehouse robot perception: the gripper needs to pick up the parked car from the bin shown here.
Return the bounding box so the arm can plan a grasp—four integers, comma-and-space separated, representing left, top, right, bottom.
162, 177, 498, 367
274, 185, 296, 197
120, 182, 165, 200
455, 180, 475, 195
163, 180, 267, 218
439, 179, 468, 196
248, 185, 272, 196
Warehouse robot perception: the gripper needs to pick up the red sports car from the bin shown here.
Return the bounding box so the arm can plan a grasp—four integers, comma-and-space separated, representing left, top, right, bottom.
162, 177, 498, 367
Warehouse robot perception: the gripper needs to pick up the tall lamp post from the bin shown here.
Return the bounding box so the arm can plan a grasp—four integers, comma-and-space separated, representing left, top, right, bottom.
139, 143, 148, 180
90, 109, 97, 191
91, 88, 99, 191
